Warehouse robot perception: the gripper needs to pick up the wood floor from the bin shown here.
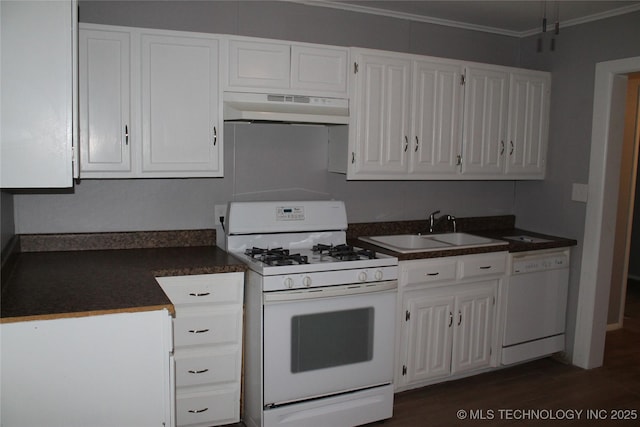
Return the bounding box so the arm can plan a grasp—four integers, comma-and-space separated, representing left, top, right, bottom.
237, 280, 640, 426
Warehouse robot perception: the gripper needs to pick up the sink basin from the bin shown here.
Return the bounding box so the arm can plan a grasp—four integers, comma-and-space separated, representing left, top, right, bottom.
361, 234, 451, 252
360, 232, 507, 254
428, 232, 493, 246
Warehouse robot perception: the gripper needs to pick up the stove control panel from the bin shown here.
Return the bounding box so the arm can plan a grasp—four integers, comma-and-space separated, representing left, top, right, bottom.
276, 206, 304, 221
262, 266, 398, 292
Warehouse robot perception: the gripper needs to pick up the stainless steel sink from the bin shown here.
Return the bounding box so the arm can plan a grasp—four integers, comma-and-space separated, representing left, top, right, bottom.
360, 232, 507, 254
502, 235, 552, 244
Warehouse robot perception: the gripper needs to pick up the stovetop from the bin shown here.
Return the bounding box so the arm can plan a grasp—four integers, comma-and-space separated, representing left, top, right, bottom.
244, 244, 377, 266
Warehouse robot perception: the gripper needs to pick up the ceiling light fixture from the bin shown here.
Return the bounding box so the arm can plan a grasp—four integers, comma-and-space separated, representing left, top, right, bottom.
538, 1, 560, 53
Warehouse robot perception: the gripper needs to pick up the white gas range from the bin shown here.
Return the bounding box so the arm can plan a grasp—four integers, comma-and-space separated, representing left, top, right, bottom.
225, 200, 398, 427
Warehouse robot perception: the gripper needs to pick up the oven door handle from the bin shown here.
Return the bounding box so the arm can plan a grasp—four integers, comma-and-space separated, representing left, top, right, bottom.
263, 280, 397, 303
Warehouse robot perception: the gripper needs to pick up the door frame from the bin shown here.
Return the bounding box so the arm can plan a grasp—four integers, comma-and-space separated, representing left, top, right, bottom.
574, 56, 640, 369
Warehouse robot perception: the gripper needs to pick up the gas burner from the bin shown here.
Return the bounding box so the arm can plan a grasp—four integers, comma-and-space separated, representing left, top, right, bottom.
245, 247, 309, 266
312, 244, 377, 261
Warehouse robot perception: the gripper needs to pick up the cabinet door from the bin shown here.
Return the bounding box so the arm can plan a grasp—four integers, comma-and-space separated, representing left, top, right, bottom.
291, 45, 348, 95
402, 291, 455, 385
505, 71, 550, 177
0, 0, 76, 188
141, 34, 222, 176
451, 281, 496, 375
350, 51, 411, 177
410, 59, 464, 175
461, 66, 509, 176
227, 40, 290, 90
79, 28, 131, 175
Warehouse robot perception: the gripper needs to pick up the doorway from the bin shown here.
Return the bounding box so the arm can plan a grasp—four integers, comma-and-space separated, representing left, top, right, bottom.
608, 73, 640, 331
574, 56, 640, 370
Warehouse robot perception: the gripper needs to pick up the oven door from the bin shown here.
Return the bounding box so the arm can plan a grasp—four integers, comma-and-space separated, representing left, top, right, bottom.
263, 281, 397, 407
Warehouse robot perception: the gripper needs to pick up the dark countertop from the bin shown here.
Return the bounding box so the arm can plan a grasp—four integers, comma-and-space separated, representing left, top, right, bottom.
1, 230, 246, 323
348, 216, 577, 260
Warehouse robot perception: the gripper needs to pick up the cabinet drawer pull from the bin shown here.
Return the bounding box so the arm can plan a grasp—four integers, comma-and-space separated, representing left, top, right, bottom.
189, 292, 210, 297
188, 368, 209, 374
188, 407, 209, 414
425, 272, 440, 276
188, 328, 210, 334
479, 266, 492, 270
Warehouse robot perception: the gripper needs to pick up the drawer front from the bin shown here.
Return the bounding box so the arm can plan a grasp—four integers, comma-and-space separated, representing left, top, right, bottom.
175, 350, 240, 387
174, 310, 241, 347
157, 273, 243, 306
402, 258, 457, 286
459, 253, 507, 279
176, 388, 239, 426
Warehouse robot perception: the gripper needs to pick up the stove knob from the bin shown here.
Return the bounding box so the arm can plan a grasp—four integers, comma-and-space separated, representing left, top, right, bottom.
284, 277, 294, 289
302, 276, 312, 287
358, 271, 368, 282
374, 269, 384, 281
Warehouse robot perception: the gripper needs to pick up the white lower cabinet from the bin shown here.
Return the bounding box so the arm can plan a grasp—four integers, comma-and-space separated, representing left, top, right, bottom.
396, 252, 506, 392
0, 310, 174, 427
157, 272, 244, 427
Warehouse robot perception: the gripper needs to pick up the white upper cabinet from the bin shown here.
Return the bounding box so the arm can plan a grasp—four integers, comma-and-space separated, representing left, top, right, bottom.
461, 65, 510, 176
347, 49, 464, 179
505, 70, 550, 177
349, 50, 411, 177
410, 59, 465, 175
342, 48, 551, 180
1, 0, 77, 188
225, 38, 349, 97
141, 33, 221, 176
79, 28, 131, 174
461, 66, 549, 178
78, 24, 223, 178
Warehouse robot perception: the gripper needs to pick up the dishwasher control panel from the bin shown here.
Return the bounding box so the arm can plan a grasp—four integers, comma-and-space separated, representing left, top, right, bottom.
512, 253, 569, 274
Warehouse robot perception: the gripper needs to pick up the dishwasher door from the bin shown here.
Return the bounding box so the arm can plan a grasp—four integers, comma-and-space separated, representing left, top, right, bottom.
502, 250, 570, 364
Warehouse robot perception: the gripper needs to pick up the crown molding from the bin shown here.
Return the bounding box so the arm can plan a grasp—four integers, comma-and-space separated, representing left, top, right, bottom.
285, 0, 640, 38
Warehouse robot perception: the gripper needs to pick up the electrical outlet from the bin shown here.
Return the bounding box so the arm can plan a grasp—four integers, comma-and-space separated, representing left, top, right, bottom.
214, 204, 227, 226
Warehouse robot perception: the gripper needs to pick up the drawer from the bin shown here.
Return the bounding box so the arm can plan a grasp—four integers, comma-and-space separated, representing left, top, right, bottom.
459, 253, 507, 279
176, 387, 239, 426
175, 349, 240, 387
402, 258, 457, 286
174, 310, 241, 348
157, 272, 243, 306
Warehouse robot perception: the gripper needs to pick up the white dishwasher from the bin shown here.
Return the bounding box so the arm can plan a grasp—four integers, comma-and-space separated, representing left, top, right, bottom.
501, 248, 570, 365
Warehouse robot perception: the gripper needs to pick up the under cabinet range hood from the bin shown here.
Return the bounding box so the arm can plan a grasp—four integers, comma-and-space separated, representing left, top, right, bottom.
223, 92, 349, 124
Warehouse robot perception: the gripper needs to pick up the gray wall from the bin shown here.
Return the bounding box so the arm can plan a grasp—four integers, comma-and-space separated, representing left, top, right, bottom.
514, 11, 640, 356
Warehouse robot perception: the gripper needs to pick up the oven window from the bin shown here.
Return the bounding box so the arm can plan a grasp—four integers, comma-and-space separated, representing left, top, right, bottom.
291, 307, 374, 373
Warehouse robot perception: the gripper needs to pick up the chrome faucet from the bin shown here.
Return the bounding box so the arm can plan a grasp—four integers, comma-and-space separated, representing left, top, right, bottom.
428, 210, 457, 233
428, 210, 441, 233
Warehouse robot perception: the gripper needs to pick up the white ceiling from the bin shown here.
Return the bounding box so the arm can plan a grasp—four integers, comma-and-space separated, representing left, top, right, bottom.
293, 1, 640, 36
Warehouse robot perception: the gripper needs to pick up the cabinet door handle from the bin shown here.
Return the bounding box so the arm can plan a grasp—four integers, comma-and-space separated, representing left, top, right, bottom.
448, 311, 453, 328
415, 136, 419, 152
500, 140, 504, 155
457, 310, 462, 326
404, 136, 409, 152
188, 408, 209, 414
509, 140, 514, 155
188, 368, 209, 374
351, 152, 355, 164
189, 292, 210, 297
188, 328, 210, 334
125, 125, 129, 146
212, 126, 217, 146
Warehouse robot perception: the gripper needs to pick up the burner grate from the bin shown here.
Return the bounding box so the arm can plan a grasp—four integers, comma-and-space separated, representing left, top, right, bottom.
245, 247, 309, 266
312, 244, 376, 261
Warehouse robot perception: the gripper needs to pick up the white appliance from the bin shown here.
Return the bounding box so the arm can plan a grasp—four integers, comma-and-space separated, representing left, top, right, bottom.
225, 200, 398, 427
223, 92, 349, 124
501, 248, 570, 365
